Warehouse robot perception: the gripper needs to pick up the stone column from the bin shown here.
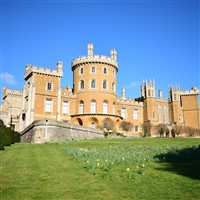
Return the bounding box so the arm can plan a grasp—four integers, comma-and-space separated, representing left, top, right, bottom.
30, 84, 36, 123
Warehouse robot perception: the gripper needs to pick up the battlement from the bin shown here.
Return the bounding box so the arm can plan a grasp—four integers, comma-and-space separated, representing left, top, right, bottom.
117, 97, 143, 106
72, 44, 118, 71
24, 61, 63, 80
72, 55, 118, 70
2, 87, 23, 99
180, 87, 200, 96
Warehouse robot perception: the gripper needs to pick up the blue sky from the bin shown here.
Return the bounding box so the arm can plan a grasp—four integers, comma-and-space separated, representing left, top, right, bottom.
0, 0, 199, 102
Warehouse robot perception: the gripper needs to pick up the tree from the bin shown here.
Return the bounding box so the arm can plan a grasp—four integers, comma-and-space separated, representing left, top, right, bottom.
174, 125, 184, 137
184, 126, 196, 137
120, 121, 133, 133
102, 118, 115, 132
156, 123, 168, 137
142, 121, 152, 137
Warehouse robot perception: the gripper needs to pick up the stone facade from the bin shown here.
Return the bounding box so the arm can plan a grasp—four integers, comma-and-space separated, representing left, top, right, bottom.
0, 44, 200, 136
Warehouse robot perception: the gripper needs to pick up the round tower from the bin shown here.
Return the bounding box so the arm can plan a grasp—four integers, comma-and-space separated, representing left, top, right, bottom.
71, 44, 122, 128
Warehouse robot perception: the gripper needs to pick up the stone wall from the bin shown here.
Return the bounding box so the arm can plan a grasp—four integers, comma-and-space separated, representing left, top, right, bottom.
20, 120, 104, 143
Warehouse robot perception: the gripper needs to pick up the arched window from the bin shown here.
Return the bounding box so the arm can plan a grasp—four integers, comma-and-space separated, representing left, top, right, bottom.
79, 101, 84, 114
90, 100, 96, 114
103, 100, 108, 114
80, 68, 83, 74
91, 66, 96, 73
103, 67, 107, 74
91, 79, 96, 89
112, 82, 115, 92
80, 80, 84, 90
103, 80, 107, 89
121, 108, 126, 119
112, 103, 116, 115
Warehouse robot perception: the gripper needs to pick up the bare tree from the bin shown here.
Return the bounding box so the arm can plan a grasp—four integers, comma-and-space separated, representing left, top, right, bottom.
174, 124, 184, 137
120, 121, 133, 133
184, 126, 196, 137
142, 121, 152, 137
156, 123, 168, 137
102, 118, 115, 132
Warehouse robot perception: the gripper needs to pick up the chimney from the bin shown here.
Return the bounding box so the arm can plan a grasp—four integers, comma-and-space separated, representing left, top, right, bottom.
110, 49, 117, 61
121, 87, 125, 99
87, 43, 94, 57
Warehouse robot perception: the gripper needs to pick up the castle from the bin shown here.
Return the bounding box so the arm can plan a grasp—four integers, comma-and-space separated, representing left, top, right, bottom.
1, 44, 200, 137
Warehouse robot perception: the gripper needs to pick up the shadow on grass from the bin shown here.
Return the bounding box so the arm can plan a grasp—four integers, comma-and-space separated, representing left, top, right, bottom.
154, 145, 200, 180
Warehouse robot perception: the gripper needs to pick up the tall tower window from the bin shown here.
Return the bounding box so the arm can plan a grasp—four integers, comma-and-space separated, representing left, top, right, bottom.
113, 103, 116, 115
62, 101, 69, 114
103, 80, 107, 89
47, 82, 53, 91
80, 68, 84, 74
90, 100, 96, 113
112, 82, 115, 92
158, 106, 163, 123
103, 67, 107, 74
133, 109, 139, 120
121, 108, 126, 119
103, 101, 108, 114
91, 66, 96, 73
91, 79, 96, 89
79, 101, 84, 114
45, 99, 52, 112
80, 80, 84, 90
148, 89, 151, 97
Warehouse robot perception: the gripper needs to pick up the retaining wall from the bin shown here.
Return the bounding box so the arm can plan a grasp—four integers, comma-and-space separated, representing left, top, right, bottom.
20, 120, 104, 143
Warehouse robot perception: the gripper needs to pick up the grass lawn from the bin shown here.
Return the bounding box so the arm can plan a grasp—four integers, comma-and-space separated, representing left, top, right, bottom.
0, 138, 200, 200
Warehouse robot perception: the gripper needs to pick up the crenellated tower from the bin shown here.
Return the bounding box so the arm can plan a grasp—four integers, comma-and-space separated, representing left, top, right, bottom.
71, 44, 121, 128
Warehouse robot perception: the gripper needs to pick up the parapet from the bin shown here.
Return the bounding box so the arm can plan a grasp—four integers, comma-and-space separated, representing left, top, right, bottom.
117, 97, 143, 106
180, 87, 200, 96
72, 44, 118, 71
2, 87, 23, 99
24, 62, 63, 80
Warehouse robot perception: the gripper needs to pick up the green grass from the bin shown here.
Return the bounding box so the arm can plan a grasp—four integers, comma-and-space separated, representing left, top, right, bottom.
1, 138, 200, 200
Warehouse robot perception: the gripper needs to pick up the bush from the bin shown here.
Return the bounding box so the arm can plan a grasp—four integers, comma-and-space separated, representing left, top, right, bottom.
0, 126, 20, 150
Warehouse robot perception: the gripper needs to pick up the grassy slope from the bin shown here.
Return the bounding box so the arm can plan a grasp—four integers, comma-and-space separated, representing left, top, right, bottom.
0, 138, 200, 200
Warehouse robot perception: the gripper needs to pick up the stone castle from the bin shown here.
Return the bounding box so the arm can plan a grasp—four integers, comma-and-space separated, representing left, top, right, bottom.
1, 44, 200, 137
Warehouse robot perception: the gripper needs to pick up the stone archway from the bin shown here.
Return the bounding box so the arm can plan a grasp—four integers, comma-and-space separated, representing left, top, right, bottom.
72, 118, 83, 126
88, 117, 99, 128
0, 119, 4, 126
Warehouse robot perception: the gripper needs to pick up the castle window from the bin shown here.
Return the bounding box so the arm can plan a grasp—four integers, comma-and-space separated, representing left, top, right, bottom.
148, 89, 151, 97
90, 100, 96, 114
91, 79, 96, 89
79, 101, 84, 114
91, 66, 96, 74
62, 101, 69, 114
80, 68, 84, 75
121, 108, 126, 119
103, 67, 107, 74
135, 126, 139, 132
158, 106, 163, 123
47, 82, 53, 91
103, 100, 108, 114
174, 94, 177, 101
153, 112, 156, 118
113, 70, 115, 77
133, 109, 139, 120
80, 80, 84, 90
45, 99, 52, 112
103, 80, 107, 89
113, 103, 116, 115
112, 82, 115, 92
